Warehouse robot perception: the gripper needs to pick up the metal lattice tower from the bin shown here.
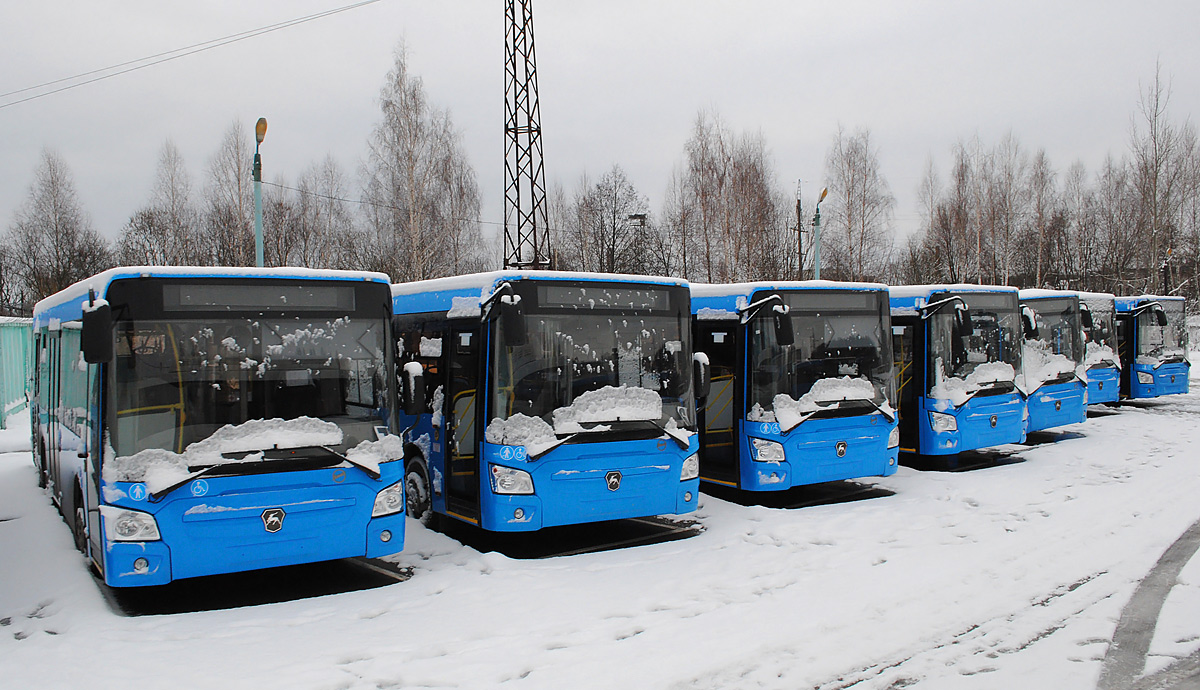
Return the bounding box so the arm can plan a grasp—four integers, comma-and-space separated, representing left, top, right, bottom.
503, 0, 550, 269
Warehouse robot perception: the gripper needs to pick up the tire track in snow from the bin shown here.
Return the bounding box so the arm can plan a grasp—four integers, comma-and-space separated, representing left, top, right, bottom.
1097, 516, 1200, 690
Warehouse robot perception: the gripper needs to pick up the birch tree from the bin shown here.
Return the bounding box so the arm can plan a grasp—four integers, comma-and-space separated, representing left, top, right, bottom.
822, 126, 896, 281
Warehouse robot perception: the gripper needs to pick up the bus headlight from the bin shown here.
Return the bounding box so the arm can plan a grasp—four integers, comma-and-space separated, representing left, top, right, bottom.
372, 480, 405, 517
1137, 371, 1153, 384
750, 437, 786, 462
490, 465, 534, 495
888, 425, 900, 449
928, 411, 957, 433
100, 506, 161, 542
680, 453, 699, 481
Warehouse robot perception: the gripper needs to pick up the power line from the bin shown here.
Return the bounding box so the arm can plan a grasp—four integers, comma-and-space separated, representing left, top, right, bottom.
0, 0, 384, 110
262, 180, 509, 230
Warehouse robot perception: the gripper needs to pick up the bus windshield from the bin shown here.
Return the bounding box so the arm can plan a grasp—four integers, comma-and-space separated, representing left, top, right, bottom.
928, 291, 1021, 397
1027, 296, 1084, 363
488, 283, 693, 441
1080, 296, 1117, 365
1138, 300, 1188, 362
110, 315, 389, 461
747, 290, 893, 421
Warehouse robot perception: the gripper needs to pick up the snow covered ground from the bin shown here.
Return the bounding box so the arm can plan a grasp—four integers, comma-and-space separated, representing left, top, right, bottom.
2, 364, 1199, 689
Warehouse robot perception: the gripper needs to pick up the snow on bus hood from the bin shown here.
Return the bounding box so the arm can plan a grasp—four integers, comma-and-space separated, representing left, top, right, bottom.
748, 377, 892, 427
103, 417, 345, 492
930, 362, 1016, 408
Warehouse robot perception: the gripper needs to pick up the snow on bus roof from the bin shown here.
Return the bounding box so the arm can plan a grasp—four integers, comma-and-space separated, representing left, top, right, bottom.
887, 283, 1019, 299
689, 279, 886, 299
390, 269, 686, 297
390, 270, 688, 316
1114, 294, 1186, 311
1018, 288, 1079, 301
34, 265, 391, 315
1075, 290, 1116, 300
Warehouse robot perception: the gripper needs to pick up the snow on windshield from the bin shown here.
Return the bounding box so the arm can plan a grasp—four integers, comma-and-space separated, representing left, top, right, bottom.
930, 360, 1017, 407
484, 385, 665, 454
1017, 341, 1077, 393
550, 385, 662, 431
103, 417, 344, 492
747, 376, 890, 428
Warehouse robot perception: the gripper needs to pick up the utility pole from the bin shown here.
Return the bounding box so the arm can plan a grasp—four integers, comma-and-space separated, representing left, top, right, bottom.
795, 180, 803, 280
503, 0, 551, 269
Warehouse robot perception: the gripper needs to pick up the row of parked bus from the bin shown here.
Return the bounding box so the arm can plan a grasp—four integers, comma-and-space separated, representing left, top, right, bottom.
28, 267, 1191, 588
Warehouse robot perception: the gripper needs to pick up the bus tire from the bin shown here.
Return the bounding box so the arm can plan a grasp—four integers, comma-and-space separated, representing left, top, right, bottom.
72, 484, 87, 554
404, 459, 433, 526
35, 440, 47, 489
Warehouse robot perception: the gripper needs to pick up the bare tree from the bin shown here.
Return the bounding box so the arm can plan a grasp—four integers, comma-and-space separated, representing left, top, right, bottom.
1130, 63, 1197, 293
362, 44, 486, 281
200, 121, 255, 266
117, 140, 200, 265
557, 165, 651, 274
672, 109, 792, 282
6, 149, 112, 300
822, 126, 896, 281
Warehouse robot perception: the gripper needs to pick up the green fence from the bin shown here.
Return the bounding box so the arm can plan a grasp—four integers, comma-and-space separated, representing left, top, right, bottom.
0, 318, 32, 430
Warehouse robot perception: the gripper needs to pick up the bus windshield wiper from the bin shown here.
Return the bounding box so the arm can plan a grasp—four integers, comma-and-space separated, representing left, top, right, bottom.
150, 463, 233, 501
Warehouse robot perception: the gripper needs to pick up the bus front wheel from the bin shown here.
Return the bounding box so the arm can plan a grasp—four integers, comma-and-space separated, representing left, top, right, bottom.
72, 485, 87, 554
405, 460, 433, 526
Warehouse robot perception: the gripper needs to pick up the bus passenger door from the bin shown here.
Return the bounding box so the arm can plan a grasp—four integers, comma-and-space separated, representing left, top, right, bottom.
444, 325, 480, 523
698, 324, 738, 485
892, 321, 918, 453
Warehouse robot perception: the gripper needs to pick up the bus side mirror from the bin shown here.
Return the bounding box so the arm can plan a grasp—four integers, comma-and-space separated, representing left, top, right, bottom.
1153, 307, 1168, 327
500, 296, 527, 347
1021, 306, 1038, 339
693, 353, 711, 401
1080, 305, 1094, 330
402, 361, 425, 416
773, 305, 794, 347
82, 303, 113, 363
952, 302, 970, 337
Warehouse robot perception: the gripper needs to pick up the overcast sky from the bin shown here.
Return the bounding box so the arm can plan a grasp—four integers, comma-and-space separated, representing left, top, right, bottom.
3, 0, 1198, 250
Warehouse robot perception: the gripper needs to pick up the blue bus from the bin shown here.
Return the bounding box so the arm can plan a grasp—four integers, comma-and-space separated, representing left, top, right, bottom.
1017, 289, 1089, 432
391, 271, 701, 531
32, 267, 405, 587
1077, 291, 1121, 404
1115, 295, 1190, 399
690, 281, 897, 490
889, 285, 1026, 463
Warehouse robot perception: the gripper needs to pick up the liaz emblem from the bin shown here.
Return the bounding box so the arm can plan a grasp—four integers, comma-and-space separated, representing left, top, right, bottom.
835, 441, 847, 458
605, 471, 622, 491
261, 508, 286, 533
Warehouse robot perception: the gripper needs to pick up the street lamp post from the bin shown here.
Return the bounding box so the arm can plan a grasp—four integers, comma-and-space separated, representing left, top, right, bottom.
253, 117, 268, 268
812, 187, 828, 281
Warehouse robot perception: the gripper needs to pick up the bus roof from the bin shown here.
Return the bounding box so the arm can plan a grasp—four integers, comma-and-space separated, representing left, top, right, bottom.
390, 269, 687, 315
33, 266, 391, 326
1114, 294, 1187, 311
888, 284, 1018, 313
1018, 288, 1079, 302
1075, 290, 1116, 301
690, 280, 886, 318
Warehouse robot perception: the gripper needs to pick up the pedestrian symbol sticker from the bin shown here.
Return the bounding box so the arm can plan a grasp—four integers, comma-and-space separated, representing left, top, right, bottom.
128, 484, 147, 501
500, 446, 515, 461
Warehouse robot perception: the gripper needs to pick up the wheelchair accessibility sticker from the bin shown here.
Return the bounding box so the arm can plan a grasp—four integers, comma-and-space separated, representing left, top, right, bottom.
500, 445, 529, 462
190, 479, 209, 497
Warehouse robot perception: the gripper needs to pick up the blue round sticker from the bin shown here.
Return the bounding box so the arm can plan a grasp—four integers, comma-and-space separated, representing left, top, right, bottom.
190, 479, 209, 497
760, 423, 772, 434
128, 483, 147, 501
499, 445, 514, 461
514, 446, 527, 461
